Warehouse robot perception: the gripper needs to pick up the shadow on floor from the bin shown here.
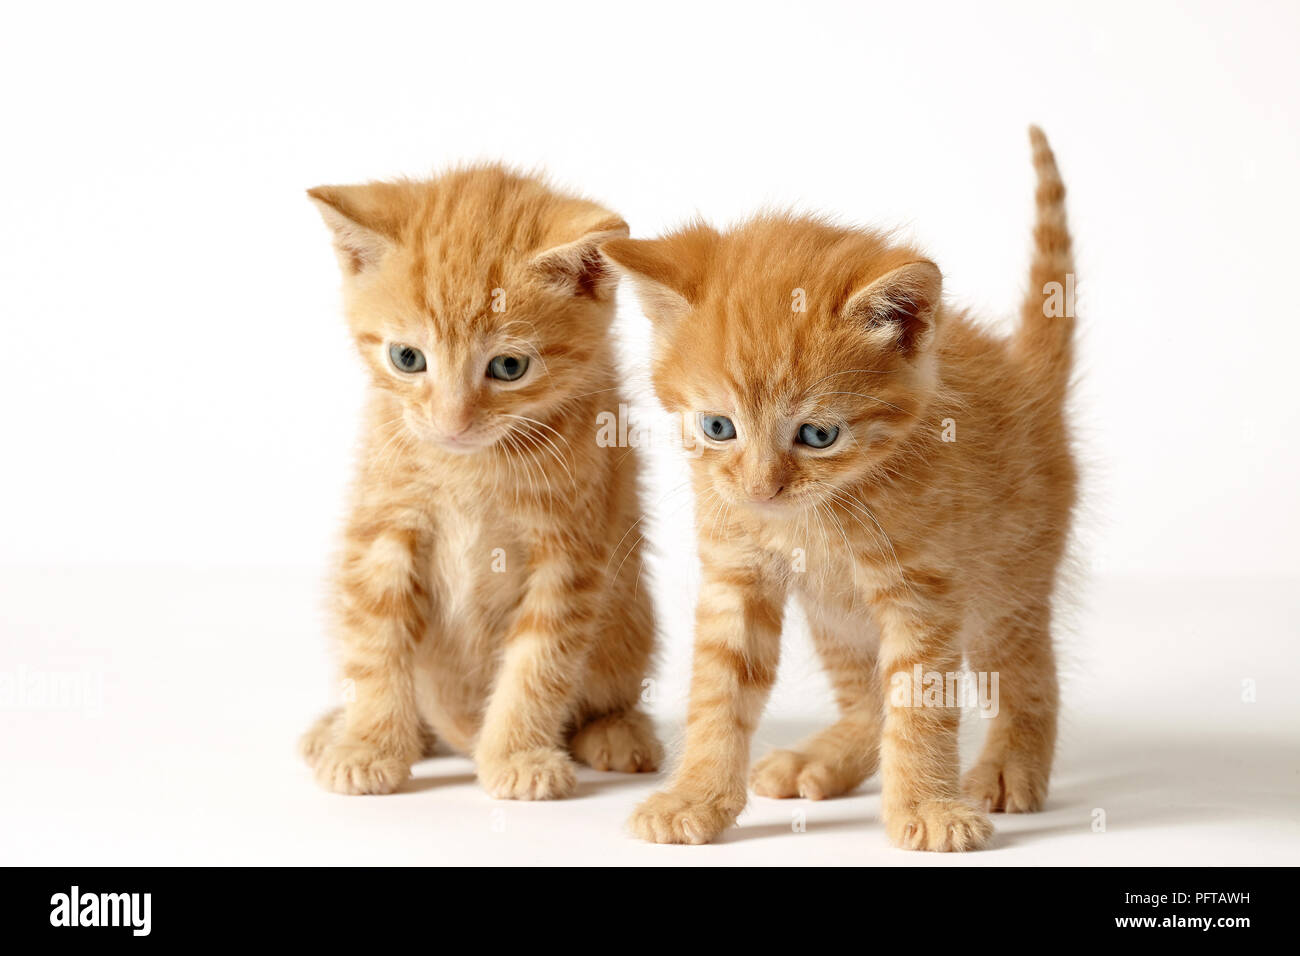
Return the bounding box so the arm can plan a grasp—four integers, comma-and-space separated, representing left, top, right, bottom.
727, 717, 1300, 845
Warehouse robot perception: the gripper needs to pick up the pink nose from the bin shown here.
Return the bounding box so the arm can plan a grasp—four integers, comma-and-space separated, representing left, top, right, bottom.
747, 482, 784, 501
436, 409, 473, 438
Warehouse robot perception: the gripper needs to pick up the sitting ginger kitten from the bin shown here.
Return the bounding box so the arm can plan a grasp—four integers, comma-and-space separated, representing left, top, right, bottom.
602, 128, 1077, 849
301, 166, 661, 799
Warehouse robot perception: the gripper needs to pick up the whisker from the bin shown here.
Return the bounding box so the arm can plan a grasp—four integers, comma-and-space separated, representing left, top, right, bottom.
820, 483, 914, 600
504, 417, 575, 483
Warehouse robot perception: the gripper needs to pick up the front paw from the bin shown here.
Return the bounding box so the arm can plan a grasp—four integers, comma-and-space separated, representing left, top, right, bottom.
750, 748, 854, 800
885, 798, 993, 852
629, 789, 741, 845
478, 747, 577, 800
962, 757, 1049, 813
299, 708, 344, 767
313, 740, 411, 795
570, 710, 663, 773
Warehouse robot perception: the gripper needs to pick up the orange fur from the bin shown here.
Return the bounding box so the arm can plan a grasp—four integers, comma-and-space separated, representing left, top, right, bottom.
604, 127, 1077, 849
299, 165, 661, 799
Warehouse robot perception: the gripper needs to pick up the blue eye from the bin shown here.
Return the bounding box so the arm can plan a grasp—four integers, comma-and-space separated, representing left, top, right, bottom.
488, 354, 529, 381
798, 423, 839, 448
699, 414, 737, 441
389, 343, 426, 373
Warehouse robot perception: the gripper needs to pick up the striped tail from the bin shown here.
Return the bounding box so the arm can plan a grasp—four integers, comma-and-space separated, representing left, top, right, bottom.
1015, 125, 1076, 404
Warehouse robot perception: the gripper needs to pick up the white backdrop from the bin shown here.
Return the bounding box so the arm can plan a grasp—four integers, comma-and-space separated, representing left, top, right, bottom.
2, 1, 1298, 866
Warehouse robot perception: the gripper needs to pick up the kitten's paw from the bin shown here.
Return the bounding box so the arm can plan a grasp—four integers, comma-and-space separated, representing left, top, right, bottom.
962, 758, 1049, 813
750, 748, 857, 800
313, 740, 410, 795
628, 789, 740, 845
885, 799, 993, 852
299, 708, 344, 767
570, 710, 663, 773
478, 748, 577, 800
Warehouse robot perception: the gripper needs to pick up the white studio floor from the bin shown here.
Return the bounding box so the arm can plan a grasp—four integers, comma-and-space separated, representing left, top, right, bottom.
2, 568, 1296, 866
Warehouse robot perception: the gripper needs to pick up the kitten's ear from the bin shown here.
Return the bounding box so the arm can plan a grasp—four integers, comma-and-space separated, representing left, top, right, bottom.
600, 229, 716, 326
307, 182, 414, 276
530, 215, 629, 300
841, 260, 943, 355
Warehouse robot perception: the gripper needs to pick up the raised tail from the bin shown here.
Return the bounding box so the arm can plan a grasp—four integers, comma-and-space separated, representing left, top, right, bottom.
1014, 125, 1076, 403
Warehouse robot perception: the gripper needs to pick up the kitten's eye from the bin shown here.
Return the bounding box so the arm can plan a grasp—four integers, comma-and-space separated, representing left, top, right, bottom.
487, 354, 530, 382
389, 344, 426, 373
699, 414, 737, 441
798, 423, 840, 449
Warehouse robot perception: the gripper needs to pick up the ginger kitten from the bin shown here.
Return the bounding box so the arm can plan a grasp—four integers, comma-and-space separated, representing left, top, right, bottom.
300, 165, 662, 799
602, 128, 1077, 849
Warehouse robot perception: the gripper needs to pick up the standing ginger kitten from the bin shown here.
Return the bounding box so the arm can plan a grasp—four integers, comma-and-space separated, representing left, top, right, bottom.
601, 128, 1077, 849
300, 165, 662, 799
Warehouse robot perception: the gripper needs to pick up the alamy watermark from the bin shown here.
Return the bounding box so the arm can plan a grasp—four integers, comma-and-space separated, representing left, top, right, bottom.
50, 886, 150, 936
888, 665, 999, 718
0, 665, 102, 716
595, 403, 705, 458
